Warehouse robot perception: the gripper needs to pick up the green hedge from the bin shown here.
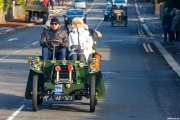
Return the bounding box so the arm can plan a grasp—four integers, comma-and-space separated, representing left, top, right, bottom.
158, 0, 180, 10
0, 0, 25, 12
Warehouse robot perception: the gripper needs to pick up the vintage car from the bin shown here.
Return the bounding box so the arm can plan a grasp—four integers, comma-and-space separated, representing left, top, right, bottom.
25, 40, 106, 112
111, 9, 128, 27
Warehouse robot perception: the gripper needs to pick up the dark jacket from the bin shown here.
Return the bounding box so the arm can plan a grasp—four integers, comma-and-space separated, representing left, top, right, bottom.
162, 13, 173, 26
88, 28, 98, 49
40, 28, 69, 48
172, 15, 180, 31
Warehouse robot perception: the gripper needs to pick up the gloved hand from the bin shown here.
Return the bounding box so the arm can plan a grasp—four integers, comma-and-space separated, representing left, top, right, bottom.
59, 43, 67, 48
70, 45, 81, 49
74, 48, 84, 53
40, 41, 47, 47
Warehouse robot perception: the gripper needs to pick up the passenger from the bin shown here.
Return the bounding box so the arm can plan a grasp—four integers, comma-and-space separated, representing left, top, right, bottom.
83, 24, 102, 53
43, 20, 51, 31
119, 5, 128, 24
172, 10, 180, 41
40, 17, 69, 60
65, 18, 73, 34
68, 17, 93, 61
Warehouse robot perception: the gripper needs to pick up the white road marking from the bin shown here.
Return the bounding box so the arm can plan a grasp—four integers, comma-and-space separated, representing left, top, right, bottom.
143, 43, 149, 52
95, 17, 104, 30
85, 0, 98, 13
0, 55, 9, 60
7, 38, 19, 41
12, 50, 21, 54
6, 105, 25, 120
141, 23, 154, 36
32, 41, 38, 45
24, 45, 31, 49
147, 44, 154, 52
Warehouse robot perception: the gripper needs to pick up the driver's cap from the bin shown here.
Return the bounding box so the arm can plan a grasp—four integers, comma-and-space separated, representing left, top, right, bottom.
51, 17, 60, 24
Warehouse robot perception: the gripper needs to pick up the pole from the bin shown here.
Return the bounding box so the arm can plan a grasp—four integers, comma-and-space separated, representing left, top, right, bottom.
12, 0, 15, 18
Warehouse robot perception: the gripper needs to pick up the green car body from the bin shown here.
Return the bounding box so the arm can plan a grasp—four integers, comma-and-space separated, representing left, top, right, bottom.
25, 55, 106, 112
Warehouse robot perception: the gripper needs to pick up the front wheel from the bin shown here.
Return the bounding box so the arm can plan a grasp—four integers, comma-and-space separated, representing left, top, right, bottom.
32, 75, 38, 111
90, 76, 96, 112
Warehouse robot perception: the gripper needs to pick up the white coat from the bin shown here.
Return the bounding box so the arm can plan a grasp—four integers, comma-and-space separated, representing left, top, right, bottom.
68, 27, 93, 60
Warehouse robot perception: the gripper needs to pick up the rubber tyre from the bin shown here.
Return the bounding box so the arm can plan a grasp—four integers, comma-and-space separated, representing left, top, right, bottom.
25, 15, 30, 23
32, 75, 38, 111
95, 99, 97, 105
90, 76, 96, 112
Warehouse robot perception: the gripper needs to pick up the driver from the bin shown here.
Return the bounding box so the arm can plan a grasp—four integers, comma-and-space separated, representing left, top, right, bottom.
111, 5, 118, 22
40, 17, 69, 60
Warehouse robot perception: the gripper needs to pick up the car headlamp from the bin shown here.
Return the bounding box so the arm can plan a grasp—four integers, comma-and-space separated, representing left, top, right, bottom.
65, 18, 68, 20
79, 63, 84, 68
105, 12, 108, 15
27, 56, 42, 71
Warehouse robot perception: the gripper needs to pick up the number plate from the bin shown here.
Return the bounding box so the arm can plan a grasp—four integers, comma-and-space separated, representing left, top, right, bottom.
54, 85, 63, 95
54, 95, 74, 101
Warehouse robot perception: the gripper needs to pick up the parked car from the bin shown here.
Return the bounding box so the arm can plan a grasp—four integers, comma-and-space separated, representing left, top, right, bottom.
74, 0, 87, 9
112, 0, 127, 7
63, 9, 87, 24
103, 5, 112, 21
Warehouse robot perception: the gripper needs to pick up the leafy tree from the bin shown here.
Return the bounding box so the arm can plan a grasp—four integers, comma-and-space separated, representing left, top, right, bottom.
158, 0, 180, 10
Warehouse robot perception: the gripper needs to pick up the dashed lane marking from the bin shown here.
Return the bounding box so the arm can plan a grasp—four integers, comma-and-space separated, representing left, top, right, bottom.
7, 38, 19, 41
6, 105, 25, 120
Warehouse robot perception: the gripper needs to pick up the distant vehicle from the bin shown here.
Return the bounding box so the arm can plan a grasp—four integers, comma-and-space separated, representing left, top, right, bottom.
74, 0, 87, 9
107, 0, 113, 5
103, 5, 112, 21
24, 0, 49, 24
112, 0, 127, 7
63, 9, 87, 24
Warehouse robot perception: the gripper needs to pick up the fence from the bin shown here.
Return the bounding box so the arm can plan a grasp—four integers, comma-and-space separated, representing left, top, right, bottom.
0, 6, 25, 23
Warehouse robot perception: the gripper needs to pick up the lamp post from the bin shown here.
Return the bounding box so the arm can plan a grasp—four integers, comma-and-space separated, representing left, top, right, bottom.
12, 0, 15, 18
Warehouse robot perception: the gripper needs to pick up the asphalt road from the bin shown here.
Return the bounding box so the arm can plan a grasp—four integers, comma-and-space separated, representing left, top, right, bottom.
0, 0, 180, 120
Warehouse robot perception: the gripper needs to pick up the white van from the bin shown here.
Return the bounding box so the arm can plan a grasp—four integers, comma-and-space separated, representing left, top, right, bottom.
74, 0, 87, 9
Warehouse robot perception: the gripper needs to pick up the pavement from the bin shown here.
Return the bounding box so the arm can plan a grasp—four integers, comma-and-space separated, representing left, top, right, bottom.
135, 1, 180, 78
1, 1, 180, 78
0, 1, 73, 35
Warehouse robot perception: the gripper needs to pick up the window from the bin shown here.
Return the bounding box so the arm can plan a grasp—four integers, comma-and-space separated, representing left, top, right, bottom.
114, 0, 125, 3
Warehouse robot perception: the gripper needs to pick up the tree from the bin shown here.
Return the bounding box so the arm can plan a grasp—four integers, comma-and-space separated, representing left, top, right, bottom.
158, 0, 180, 10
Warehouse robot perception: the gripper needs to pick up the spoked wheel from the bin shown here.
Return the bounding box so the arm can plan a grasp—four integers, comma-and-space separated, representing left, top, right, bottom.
32, 75, 38, 111
90, 76, 96, 112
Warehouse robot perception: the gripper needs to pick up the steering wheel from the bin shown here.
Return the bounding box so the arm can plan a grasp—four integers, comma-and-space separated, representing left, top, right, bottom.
46, 40, 62, 51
